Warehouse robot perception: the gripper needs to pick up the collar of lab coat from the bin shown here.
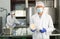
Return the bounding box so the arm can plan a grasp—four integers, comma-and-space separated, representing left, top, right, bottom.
36, 12, 46, 19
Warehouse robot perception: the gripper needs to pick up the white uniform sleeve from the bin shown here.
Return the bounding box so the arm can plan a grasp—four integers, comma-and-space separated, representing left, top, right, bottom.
7, 17, 12, 26
30, 17, 34, 24
14, 18, 20, 24
30, 17, 36, 30
47, 16, 55, 33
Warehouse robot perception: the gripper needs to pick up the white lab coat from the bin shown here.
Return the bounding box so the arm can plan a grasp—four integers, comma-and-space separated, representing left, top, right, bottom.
6, 15, 20, 28
30, 13, 55, 39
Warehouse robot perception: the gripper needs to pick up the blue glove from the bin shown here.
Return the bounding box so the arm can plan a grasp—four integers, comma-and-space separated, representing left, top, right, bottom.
12, 23, 16, 27
40, 28, 46, 33
31, 29, 36, 32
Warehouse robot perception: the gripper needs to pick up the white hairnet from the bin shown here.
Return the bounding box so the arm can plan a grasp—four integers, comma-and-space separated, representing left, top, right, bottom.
36, 1, 45, 7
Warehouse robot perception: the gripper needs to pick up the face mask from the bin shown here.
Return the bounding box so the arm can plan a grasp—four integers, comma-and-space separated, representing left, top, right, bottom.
37, 8, 43, 13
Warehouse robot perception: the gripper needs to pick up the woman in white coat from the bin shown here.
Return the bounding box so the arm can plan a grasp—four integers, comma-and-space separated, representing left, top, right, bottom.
6, 12, 20, 35
30, 1, 55, 39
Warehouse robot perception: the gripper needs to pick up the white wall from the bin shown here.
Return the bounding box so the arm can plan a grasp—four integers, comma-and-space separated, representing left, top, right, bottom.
0, 0, 10, 13
0, 0, 10, 27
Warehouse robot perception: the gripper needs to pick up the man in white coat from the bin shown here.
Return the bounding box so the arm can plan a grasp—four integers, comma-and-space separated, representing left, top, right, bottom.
6, 11, 20, 35
30, 1, 55, 39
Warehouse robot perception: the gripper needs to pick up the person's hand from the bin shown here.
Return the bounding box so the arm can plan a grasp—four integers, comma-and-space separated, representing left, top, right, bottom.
30, 24, 36, 30
30, 24, 36, 32
12, 24, 16, 28
12, 24, 15, 26
31, 29, 36, 32
39, 28, 46, 33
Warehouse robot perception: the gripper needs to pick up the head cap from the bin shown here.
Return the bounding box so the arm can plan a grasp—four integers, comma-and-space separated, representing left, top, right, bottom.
36, 1, 45, 7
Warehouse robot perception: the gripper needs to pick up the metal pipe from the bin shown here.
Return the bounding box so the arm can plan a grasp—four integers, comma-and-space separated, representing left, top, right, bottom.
25, 0, 28, 8
54, 0, 57, 8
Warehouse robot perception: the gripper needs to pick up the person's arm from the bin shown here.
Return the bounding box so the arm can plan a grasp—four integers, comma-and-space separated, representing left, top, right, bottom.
7, 17, 12, 26
30, 17, 36, 32
47, 16, 55, 33
14, 18, 20, 24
